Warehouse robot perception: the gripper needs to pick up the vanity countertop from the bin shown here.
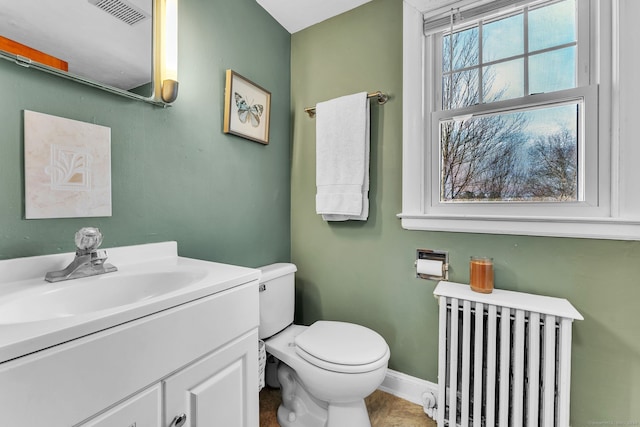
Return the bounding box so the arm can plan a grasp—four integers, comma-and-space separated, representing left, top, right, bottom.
0, 241, 260, 364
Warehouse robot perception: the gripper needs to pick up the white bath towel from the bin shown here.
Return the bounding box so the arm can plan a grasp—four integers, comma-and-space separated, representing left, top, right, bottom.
315, 92, 370, 221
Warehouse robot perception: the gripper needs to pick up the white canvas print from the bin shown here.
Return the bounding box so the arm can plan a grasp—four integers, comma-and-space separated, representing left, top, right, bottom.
24, 110, 112, 219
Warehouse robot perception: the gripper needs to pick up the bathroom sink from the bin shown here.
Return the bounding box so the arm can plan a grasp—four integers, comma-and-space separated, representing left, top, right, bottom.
0, 268, 209, 324
0, 241, 261, 365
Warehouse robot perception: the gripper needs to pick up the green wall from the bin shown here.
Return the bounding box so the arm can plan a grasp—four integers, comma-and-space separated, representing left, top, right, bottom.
0, 0, 291, 266
290, 0, 640, 424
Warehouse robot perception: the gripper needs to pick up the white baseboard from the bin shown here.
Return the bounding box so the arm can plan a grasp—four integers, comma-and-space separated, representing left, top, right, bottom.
378, 369, 438, 418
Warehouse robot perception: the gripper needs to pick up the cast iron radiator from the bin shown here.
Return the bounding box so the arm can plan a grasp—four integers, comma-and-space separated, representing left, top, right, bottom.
433, 282, 583, 427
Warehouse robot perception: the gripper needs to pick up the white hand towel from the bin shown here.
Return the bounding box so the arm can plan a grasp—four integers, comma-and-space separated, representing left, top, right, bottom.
315, 92, 370, 221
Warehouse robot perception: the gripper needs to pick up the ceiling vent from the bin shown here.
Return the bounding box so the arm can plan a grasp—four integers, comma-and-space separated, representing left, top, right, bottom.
88, 0, 151, 26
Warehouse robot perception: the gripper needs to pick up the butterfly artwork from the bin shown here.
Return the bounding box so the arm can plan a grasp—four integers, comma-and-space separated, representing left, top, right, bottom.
234, 92, 264, 128
224, 70, 271, 144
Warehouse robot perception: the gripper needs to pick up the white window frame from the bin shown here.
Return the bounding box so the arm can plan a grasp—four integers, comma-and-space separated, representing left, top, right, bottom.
400, 0, 640, 240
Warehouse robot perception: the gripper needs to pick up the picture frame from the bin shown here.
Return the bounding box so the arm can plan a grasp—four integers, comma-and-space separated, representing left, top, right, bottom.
223, 69, 271, 145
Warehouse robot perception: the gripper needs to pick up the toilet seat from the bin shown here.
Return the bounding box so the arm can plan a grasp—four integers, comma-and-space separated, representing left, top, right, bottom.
294, 321, 389, 374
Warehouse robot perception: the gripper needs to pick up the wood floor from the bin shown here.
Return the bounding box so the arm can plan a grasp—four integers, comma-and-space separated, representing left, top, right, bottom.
259, 387, 437, 427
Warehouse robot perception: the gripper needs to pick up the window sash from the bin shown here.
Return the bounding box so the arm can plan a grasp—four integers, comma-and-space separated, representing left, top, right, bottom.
428, 83, 602, 218
437, 101, 584, 204
433, 0, 590, 112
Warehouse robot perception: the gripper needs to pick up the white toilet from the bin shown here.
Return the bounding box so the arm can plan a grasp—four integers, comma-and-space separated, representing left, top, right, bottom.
258, 263, 390, 427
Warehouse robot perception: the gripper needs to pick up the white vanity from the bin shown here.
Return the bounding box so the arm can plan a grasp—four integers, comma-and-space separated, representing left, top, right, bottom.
0, 242, 260, 427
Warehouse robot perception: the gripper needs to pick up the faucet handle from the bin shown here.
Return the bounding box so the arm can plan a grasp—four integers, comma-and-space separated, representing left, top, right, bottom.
75, 227, 104, 253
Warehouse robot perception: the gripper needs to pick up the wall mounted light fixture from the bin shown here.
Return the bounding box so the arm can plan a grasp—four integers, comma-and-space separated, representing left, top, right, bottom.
157, 0, 179, 103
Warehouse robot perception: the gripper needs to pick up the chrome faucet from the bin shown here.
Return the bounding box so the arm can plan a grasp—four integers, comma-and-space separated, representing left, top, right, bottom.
45, 227, 117, 283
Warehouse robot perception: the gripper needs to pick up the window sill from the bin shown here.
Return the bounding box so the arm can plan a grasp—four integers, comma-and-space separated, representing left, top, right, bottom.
397, 213, 640, 240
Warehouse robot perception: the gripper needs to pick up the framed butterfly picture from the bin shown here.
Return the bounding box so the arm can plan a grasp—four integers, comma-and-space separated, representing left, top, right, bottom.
223, 70, 271, 145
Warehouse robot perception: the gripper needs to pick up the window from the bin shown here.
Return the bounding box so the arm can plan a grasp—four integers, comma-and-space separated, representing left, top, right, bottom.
399, 0, 640, 240
437, 1, 585, 204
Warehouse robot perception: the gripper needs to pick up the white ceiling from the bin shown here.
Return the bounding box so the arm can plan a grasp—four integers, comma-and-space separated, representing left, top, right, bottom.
256, 0, 372, 33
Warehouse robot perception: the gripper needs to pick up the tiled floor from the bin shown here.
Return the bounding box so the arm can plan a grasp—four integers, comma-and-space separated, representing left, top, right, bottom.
259, 387, 437, 427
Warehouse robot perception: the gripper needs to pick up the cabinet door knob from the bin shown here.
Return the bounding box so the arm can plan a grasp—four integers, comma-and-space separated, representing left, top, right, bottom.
170, 413, 187, 427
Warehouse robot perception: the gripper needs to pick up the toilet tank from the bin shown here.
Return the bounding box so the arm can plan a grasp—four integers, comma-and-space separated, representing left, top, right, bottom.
258, 263, 297, 339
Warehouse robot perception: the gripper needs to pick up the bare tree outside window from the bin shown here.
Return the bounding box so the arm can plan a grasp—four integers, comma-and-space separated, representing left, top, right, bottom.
525, 129, 578, 201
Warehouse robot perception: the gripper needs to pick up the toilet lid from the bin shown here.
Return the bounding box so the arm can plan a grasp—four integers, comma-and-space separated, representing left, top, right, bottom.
294, 321, 388, 367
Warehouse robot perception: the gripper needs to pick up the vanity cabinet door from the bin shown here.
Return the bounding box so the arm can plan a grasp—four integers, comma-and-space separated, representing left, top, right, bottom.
78, 384, 162, 427
163, 329, 259, 427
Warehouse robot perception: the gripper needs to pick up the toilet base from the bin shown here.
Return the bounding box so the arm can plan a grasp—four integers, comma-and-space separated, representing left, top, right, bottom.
277, 363, 327, 427
275, 363, 372, 427
327, 401, 371, 427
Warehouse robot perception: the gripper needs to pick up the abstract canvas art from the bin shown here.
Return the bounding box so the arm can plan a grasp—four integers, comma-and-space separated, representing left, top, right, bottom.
24, 110, 112, 219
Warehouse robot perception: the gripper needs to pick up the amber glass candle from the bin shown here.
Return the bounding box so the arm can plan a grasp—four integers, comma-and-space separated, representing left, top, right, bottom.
470, 256, 494, 293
